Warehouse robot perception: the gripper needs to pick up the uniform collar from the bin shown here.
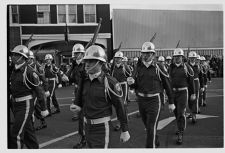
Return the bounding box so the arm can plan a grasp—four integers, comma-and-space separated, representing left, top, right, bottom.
89, 71, 102, 81
76, 59, 82, 65
142, 60, 155, 68
115, 63, 122, 68
175, 62, 183, 67
190, 62, 195, 66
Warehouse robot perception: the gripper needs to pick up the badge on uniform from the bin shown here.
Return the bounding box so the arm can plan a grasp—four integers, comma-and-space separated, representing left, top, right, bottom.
115, 83, 122, 92
33, 72, 39, 79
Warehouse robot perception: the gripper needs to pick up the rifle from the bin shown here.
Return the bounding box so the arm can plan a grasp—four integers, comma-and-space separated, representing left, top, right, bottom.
176, 40, 180, 48
25, 33, 34, 48
85, 18, 102, 50
150, 32, 157, 43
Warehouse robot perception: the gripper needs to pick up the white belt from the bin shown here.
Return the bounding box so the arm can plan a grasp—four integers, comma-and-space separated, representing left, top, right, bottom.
15, 95, 33, 102
119, 81, 127, 85
194, 78, 199, 81
173, 87, 188, 91
137, 92, 159, 98
49, 78, 56, 81
84, 116, 111, 125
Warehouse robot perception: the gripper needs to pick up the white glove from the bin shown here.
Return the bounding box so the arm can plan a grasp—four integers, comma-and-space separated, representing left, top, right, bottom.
127, 77, 135, 85
200, 88, 205, 92
41, 110, 49, 117
120, 131, 130, 143
58, 84, 62, 88
168, 104, 175, 113
204, 85, 208, 88
70, 104, 81, 113
190, 94, 196, 101
45, 91, 50, 97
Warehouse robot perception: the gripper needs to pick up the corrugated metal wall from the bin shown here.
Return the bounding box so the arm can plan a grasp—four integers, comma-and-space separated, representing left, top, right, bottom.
113, 9, 223, 49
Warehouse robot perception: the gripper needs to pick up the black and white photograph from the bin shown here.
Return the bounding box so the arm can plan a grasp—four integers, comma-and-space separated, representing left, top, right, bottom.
3, 0, 224, 150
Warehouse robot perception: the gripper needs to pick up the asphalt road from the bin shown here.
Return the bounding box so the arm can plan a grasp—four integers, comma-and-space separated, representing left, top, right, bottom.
35, 78, 223, 149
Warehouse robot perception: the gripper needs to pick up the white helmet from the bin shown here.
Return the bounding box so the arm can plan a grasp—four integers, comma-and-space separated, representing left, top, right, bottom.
83, 45, 106, 63
122, 57, 128, 62
114, 51, 123, 58
11, 45, 29, 58
196, 55, 201, 60
134, 57, 138, 61
72, 44, 85, 57
166, 56, 172, 60
158, 56, 165, 62
141, 42, 155, 53
110, 59, 113, 64
188, 51, 197, 58
173, 48, 184, 56
28, 50, 35, 59
200, 56, 206, 61
45, 54, 53, 60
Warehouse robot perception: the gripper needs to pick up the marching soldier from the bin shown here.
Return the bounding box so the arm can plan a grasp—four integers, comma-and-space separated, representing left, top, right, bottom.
128, 42, 175, 148
187, 51, 204, 123
70, 45, 130, 148
9, 45, 49, 149
111, 51, 132, 131
44, 54, 62, 116
66, 44, 87, 148
165, 56, 172, 70
169, 48, 196, 145
199, 56, 208, 107
27, 50, 50, 130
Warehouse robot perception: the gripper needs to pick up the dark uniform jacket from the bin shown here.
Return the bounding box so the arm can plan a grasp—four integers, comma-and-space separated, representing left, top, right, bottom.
29, 61, 49, 91
111, 63, 132, 82
44, 63, 62, 84
74, 71, 129, 132
130, 61, 174, 104
66, 60, 85, 85
10, 64, 47, 111
169, 63, 195, 95
188, 62, 204, 88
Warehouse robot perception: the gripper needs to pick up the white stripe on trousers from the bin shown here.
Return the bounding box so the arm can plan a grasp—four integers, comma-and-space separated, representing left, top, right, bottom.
104, 122, 109, 148
184, 89, 188, 130
50, 80, 56, 106
16, 100, 30, 149
153, 94, 161, 148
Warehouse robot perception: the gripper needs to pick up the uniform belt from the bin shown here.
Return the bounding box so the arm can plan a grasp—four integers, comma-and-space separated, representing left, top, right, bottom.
119, 81, 127, 85
48, 78, 56, 81
137, 92, 159, 97
15, 95, 33, 102
194, 78, 199, 81
84, 116, 111, 125
173, 87, 188, 91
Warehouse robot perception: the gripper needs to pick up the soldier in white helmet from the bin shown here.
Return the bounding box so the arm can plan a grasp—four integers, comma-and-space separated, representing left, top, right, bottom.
168, 48, 196, 145
199, 56, 208, 107
44, 54, 62, 116
70, 45, 130, 148
111, 51, 132, 131
128, 42, 175, 148
9, 45, 49, 148
165, 56, 172, 70
187, 51, 204, 123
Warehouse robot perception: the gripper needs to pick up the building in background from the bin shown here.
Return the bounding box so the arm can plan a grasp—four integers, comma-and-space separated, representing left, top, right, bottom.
8, 4, 111, 65
112, 9, 223, 58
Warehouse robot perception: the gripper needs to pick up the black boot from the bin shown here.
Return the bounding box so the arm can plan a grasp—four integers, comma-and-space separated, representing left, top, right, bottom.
35, 120, 47, 131
73, 136, 86, 149
52, 108, 60, 114
176, 131, 183, 145
192, 114, 197, 124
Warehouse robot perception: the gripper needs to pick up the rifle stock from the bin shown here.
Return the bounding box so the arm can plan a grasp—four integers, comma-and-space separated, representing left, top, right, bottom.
85, 18, 102, 49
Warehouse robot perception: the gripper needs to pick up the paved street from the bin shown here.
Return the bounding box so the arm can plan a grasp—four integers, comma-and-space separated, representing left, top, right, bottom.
35, 78, 223, 148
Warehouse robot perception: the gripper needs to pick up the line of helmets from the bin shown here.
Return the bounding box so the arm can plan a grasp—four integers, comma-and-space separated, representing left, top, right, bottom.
10, 42, 207, 64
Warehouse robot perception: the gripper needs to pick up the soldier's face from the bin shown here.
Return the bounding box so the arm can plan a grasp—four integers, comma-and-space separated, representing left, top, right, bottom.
74, 52, 84, 60
46, 59, 52, 65
11, 53, 25, 65
85, 59, 102, 74
174, 56, 183, 64
141, 52, 154, 62
166, 59, 171, 64
189, 57, 196, 63
114, 57, 122, 64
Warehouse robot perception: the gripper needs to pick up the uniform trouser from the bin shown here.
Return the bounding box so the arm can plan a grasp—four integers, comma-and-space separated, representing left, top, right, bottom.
78, 112, 85, 138
137, 94, 161, 148
34, 98, 44, 121
188, 80, 200, 114
85, 121, 111, 148
9, 98, 39, 149
47, 80, 59, 112
199, 87, 207, 106
173, 89, 188, 132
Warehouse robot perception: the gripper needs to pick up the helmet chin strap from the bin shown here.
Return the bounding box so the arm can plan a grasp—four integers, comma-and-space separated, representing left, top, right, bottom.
15, 61, 26, 70
86, 61, 100, 74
